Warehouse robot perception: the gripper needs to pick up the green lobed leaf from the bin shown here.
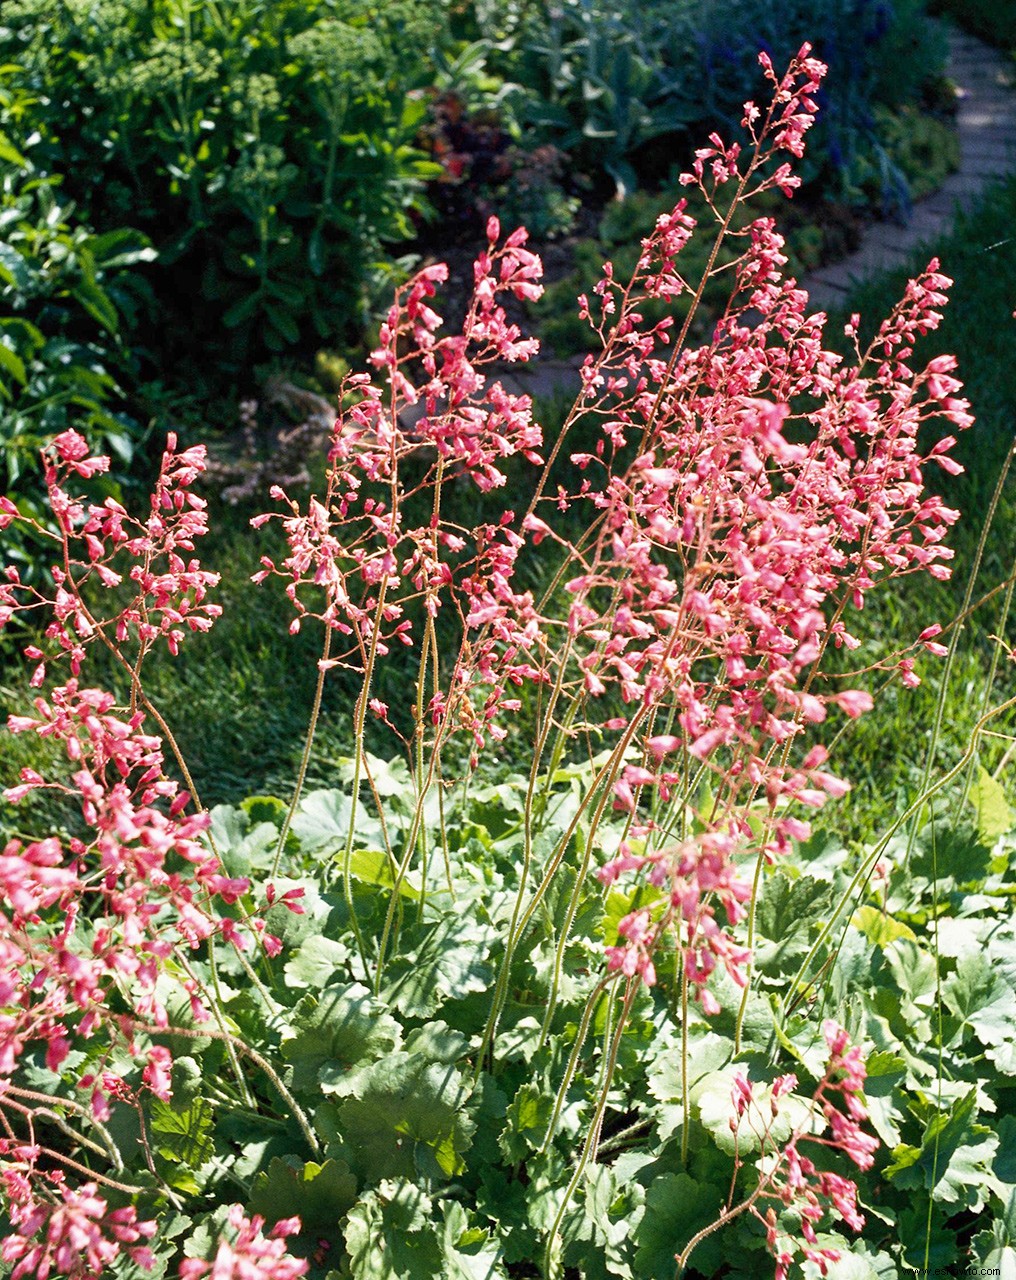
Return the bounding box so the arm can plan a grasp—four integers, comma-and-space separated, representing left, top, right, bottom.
645, 1032, 732, 1143
852, 905, 917, 949
885, 938, 938, 1025
895, 1203, 960, 1271
971, 1183, 1016, 1273
380, 916, 497, 1018
337, 1052, 475, 1182
500, 1082, 554, 1162
754, 871, 834, 974
403, 1021, 471, 1064
247, 1156, 358, 1241
695, 1068, 812, 1157
283, 934, 352, 990
291, 788, 354, 851
909, 823, 993, 890
886, 1088, 998, 1209
291, 787, 384, 852
942, 950, 1016, 1067
149, 1097, 215, 1193
633, 1172, 726, 1280
971, 766, 1015, 845
817, 1239, 899, 1280
862, 1050, 908, 1148
207, 803, 280, 878
282, 984, 403, 1096
344, 1179, 443, 1280
439, 1202, 508, 1280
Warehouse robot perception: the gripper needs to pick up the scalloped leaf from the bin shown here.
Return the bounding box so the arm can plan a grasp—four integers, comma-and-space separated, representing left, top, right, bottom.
282, 984, 403, 1095
338, 1053, 475, 1182
247, 1156, 357, 1239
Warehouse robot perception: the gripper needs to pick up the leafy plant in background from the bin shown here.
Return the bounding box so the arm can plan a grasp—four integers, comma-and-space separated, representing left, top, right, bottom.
929, 0, 1016, 53
474, 0, 949, 210
0, 0, 956, 428
477, 0, 701, 197
0, 87, 153, 582
1, 46, 1014, 1280
668, 0, 949, 215
0, 0, 451, 381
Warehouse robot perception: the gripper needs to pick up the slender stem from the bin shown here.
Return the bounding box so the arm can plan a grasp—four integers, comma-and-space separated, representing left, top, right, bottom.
233, 944, 284, 1015
413, 603, 440, 925
596, 1115, 652, 1157
2, 1085, 121, 1168
179, 949, 256, 1107
542, 980, 637, 1276
680, 962, 691, 1167
342, 580, 391, 973
373, 737, 444, 993
9, 1141, 154, 1198
953, 444, 1015, 813
538, 977, 615, 1155
477, 704, 645, 1074
734, 844, 769, 1054
921, 805, 946, 1272
674, 1186, 759, 1277
0, 1097, 111, 1165
436, 765, 456, 900
273, 624, 332, 878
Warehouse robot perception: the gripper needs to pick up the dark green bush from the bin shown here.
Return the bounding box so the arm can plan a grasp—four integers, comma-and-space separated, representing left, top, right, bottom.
0, 0, 452, 387
0, 87, 152, 576
930, 0, 1016, 51
0, 0, 955, 413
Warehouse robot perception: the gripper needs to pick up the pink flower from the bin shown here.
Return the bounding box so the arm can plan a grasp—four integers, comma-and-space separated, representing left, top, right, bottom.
736, 1028, 878, 1279
143, 1045, 173, 1100
179, 1207, 307, 1280
0, 679, 255, 1099
833, 691, 874, 719
2, 1181, 156, 1280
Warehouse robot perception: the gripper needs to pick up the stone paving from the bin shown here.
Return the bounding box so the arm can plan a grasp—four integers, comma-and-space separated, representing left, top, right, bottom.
498, 27, 1016, 405
805, 28, 1016, 310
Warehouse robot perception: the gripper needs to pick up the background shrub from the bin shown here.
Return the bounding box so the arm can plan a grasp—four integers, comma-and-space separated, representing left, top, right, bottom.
0, 83, 153, 577
0, 0, 452, 390
471, 0, 948, 209
930, 0, 1016, 51
0, 0, 952, 422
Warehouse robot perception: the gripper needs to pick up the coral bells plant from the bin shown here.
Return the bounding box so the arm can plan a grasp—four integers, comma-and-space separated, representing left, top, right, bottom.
673, 1021, 881, 1280
1, 44, 1005, 1280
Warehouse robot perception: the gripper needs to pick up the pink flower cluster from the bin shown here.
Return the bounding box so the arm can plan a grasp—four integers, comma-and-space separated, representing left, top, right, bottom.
568, 47, 968, 1009
0, 1167, 306, 1280
1, 1160, 156, 1280
0, 430, 221, 683
0, 432, 299, 1273
0, 426, 272, 1109
602, 832, 752, 1012
180, 1207, 308, 1280
248, 48, 968, 1017
736, 1022, 879, 1279
252, 219, 550, 757
0, 677, 255, 1102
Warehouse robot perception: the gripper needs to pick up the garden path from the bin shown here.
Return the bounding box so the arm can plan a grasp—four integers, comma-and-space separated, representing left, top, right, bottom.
498, 27, 1016, 404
